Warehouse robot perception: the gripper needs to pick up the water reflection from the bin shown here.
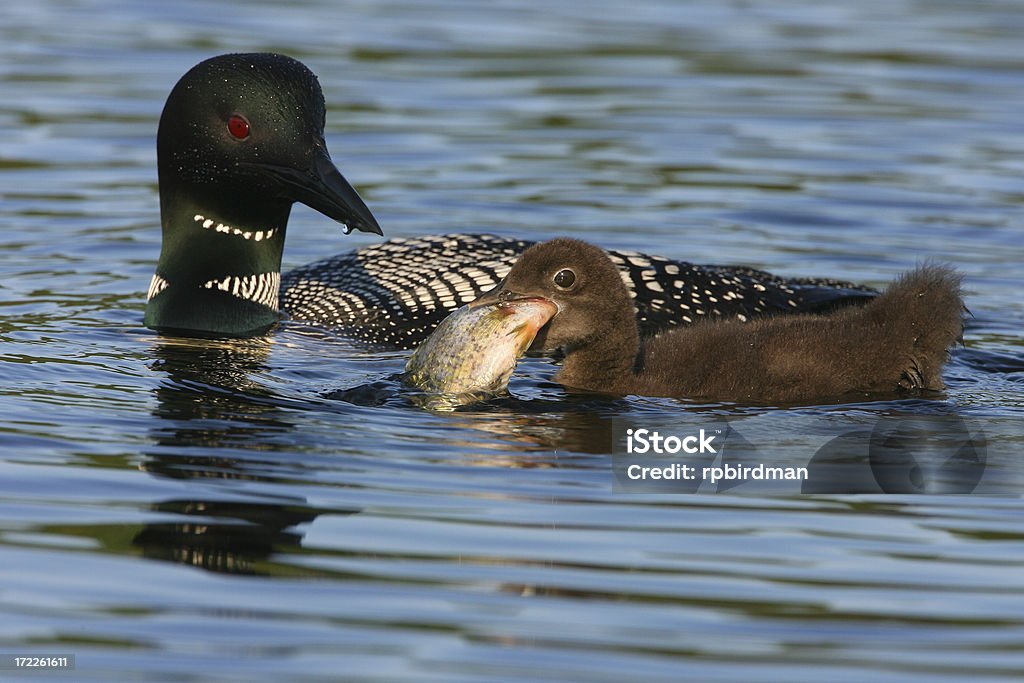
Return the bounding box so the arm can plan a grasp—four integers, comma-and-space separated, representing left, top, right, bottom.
145, 336, 301, 480
140, 336, 356, 574
148, 336, 281, 420
132, 499, 320, 575
437, 399, 622, 457
423, 392, 1004, 496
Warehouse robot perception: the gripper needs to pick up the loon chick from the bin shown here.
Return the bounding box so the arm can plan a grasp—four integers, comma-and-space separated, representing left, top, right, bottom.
472, 239, 964, 404
145, 53, 382, 336
146, 52, 875, 342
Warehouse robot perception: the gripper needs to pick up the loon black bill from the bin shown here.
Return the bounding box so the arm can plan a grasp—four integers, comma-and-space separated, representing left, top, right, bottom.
258, 151, 382, 235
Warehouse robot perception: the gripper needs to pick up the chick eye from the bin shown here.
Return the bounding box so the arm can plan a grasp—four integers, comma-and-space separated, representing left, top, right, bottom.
227, 115, 251, 140
553, 268, 576, 289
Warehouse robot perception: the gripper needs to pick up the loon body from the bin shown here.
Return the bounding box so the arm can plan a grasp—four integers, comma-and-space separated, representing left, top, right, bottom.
147, 53, 875, 344
281, 234, 875, 349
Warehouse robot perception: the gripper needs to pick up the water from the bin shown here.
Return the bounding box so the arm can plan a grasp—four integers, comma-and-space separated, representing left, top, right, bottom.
2, 0, 1024, 680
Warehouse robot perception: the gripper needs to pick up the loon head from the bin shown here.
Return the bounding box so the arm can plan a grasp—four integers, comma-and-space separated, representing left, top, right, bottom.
472, 238, 639, 356
145, 53, 382, 337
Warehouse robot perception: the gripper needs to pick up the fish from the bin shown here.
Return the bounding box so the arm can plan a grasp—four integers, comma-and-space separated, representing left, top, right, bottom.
404, 297, 557, 408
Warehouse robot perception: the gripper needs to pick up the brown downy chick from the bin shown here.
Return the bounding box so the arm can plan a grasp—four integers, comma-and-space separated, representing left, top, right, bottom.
472, 238, 963, 404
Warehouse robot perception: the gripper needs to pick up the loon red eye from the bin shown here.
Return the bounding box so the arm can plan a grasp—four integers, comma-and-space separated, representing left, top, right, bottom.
553, 268, 576, 289
227, 115, 250, 140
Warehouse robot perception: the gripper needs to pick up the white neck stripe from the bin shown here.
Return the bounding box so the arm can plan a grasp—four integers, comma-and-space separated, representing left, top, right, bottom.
193, 214, 276, 242
201, 272, 280, 309
146, 272, 280, 310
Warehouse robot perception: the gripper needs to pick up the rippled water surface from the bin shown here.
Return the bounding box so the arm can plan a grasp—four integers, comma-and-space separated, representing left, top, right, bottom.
2, 1, 1024, 680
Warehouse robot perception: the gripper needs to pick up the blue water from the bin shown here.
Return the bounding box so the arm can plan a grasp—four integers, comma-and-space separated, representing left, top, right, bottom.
1, 0, 1023, 680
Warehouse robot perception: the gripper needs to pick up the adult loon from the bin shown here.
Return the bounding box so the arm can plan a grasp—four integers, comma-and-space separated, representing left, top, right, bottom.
471, 238, 963, 404
145, 53, 875, 347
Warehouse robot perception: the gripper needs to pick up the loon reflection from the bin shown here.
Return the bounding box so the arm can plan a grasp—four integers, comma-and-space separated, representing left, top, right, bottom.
140, 337, 355, 575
